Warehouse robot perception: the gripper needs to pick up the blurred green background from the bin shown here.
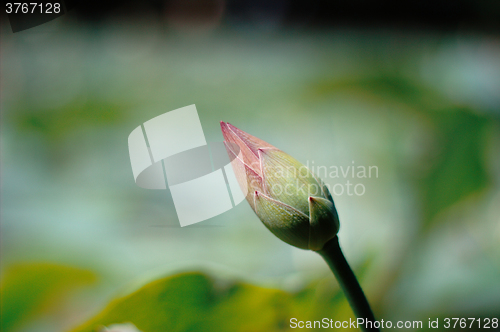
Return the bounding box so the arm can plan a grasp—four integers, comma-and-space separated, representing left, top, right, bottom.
1, 2, 500, 331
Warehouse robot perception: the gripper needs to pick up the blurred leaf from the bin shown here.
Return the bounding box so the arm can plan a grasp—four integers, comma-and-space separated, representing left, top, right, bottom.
12, 97, 130, 142
417, 108, 490, 228
0, 262, 97, 332
70, 271, 353, 332
307, 75, 494, 230
308, 75, 448, 112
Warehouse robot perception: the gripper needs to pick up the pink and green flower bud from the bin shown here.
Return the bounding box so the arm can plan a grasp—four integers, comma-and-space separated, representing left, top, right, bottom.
221, 122, 340, 251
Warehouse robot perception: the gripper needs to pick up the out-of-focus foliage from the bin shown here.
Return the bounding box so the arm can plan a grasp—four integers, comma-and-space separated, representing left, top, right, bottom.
70, 271, 351, 332
0, 263, 97, 332
11, 98, 131, 142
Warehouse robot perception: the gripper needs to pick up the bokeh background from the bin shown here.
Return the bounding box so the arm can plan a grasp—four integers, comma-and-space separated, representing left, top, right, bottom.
1, 1, 500, 331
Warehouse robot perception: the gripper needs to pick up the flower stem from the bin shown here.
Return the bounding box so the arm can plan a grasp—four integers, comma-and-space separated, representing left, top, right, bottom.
317, 236, 380, 332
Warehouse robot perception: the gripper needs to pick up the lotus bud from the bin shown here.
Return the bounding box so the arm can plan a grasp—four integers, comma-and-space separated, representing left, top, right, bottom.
220, 122, 340, 251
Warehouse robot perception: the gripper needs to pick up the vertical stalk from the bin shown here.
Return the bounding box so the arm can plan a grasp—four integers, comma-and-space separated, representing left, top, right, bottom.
317, 236, 380, 332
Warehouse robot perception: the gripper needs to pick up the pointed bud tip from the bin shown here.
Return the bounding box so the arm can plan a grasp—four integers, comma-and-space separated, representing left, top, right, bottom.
220, 121, 232, 140
309, 196, 322, 203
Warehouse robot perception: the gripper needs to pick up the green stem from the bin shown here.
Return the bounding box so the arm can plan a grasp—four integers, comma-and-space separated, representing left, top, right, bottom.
317, 236, 380, 332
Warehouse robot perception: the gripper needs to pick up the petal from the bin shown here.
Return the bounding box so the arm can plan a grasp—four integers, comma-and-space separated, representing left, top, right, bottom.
311, 172, 334, 203
259, 149, 326, 215
308, 196, 340, 251
221, 122, 262, 175
254, 191, 310, 250
225, 142, 264, 210
225, 122, 275, 156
